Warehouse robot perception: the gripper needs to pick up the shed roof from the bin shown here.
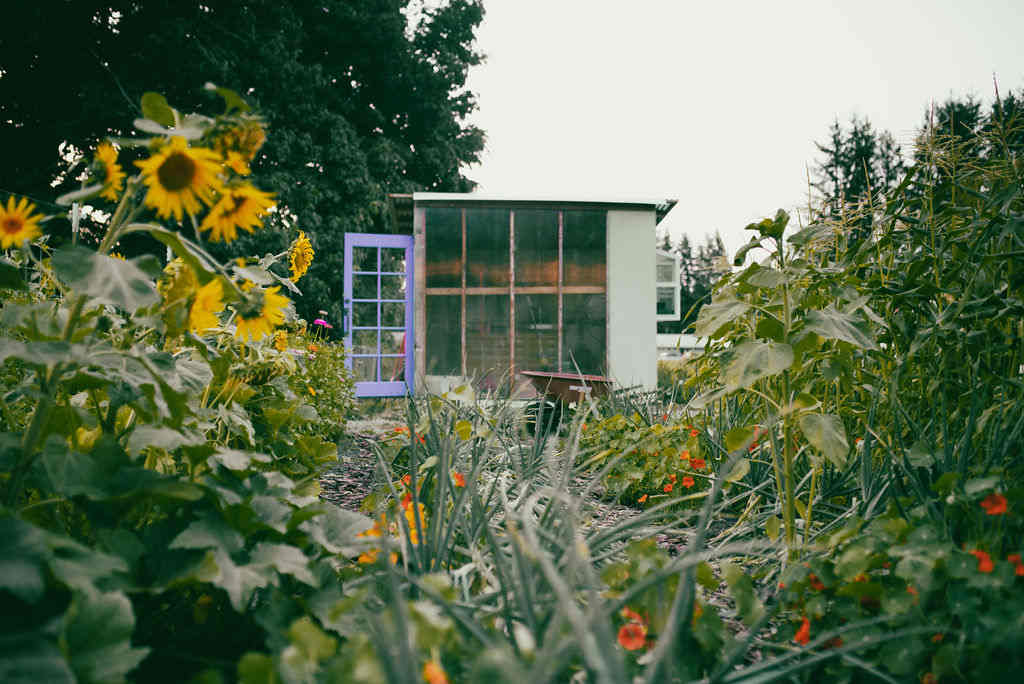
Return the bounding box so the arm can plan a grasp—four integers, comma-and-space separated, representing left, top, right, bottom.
388, 192, 677, 232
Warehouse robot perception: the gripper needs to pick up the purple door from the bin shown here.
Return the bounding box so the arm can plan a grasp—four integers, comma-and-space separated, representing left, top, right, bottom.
344, 233, 414, 397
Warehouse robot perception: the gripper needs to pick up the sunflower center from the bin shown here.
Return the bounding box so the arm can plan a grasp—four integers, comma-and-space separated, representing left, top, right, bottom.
157, 152, 197, 192
2, 218, 23, 235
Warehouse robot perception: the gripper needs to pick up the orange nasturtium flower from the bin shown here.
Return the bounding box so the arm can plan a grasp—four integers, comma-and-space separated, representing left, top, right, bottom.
663, 483, 674, 493
681, 476, 695, 489
617, 622, 647, 651
422, 660, 449, 684
690, 458, 706, 471
452, 471, 466, 488
980, 492, 1008, 515
637, 494, 648, 504
794, 616, 811, 645
1008, 553, 1024, 576
401, 498, 428, 545
0, 196, 43, 249
689, 428, 699, 438
680, 450, 690, 461
969, 549, 994, 573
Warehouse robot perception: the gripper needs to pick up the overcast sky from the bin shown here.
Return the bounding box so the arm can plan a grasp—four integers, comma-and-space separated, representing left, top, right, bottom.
461, 0, 1023, 259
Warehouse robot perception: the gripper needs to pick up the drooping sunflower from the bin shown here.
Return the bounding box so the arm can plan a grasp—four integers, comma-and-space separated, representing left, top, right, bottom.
288, 231, 314, 281
134, 136, 223, 221
199, 182, 275, 243
224, 151, 251, 176
273, 329, 288, 351
157, 257, 199, 305
0, 196, 43, 249
189, 278, 225, 334
211, 117, 267, 165
234, 285, 289, 342
95, 142, 125, 202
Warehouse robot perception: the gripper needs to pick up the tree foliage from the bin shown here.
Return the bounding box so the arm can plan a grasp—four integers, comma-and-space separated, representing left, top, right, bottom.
0, 0, 486, 326
657, 230, 727, 334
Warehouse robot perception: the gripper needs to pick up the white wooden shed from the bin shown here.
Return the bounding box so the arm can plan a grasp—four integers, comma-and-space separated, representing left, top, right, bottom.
344, 193, 676, 397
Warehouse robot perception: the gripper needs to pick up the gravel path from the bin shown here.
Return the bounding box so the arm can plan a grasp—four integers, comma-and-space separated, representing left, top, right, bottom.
318, 420, 678, 548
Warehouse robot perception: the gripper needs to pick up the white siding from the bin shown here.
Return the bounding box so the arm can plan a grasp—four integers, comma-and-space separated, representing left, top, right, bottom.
606, 209, 657, 389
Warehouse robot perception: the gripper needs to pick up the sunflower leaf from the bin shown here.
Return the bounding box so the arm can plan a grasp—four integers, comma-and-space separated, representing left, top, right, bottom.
52, 246, 159, 312
140, 92, 177, 128
56, 184, 104, 206
0, 257, 27, 291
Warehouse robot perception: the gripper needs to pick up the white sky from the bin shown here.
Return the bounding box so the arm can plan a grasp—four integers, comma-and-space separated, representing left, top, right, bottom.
462, 0, 1024, 259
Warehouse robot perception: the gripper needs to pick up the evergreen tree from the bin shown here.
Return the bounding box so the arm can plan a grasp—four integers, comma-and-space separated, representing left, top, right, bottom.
0, 0, 486, 327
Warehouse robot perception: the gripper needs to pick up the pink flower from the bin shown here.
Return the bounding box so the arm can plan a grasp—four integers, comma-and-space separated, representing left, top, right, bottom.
313, 318, 329, 326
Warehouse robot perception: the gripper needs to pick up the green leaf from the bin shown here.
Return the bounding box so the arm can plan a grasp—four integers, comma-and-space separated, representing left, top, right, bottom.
126, 425, 206, 457
171, 514, 245, 555
148, 227, 219, 284
722, 341, 794, 391
0, 632, 75, 684
454, 419, 473, 441
63, 588, 149, 684
0, 257, 27, 290
56, 184, 104, 205
786, 223, 834, 248
694, 299, 750, 339
798, 413, 849, 468
746, 267, 787, 289
250, 543, 317, 587
732, 236, 764, 266
141, 92, 176, 127
765, 516, 781, 541
207, 548, 269, 612
724, 426, 756, 452
289, 617, 337, 661
39, 438, 109, 499
754, 315, 784, 342
52, 246, 159, 312
299, 506, 373, 556
804, 307, 879, 350
724, 458, 750, 483
721, 561, 765, 626
905, 442, 935, 468
205, 83, 252, 113
237, 653, 278, 684
210, 448, 272, 471
792, 392, 819, 410
695, 561, 720, 591
744, 209, 788, 239
0, 517, 50, 603
964, 476, 1000, 496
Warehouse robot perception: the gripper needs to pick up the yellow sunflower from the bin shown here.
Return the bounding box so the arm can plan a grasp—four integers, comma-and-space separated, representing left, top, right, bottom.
234, 285, 289, 342
158, 257, 199, 305
273, 329, 288, 351
0, 196, 43, 249
224, 151, 251, 176
288, 231, 314, 281
212, 118, 266, 164
189, 278, 225, 334
95, 142, 125, 202
199, 182, 275, 242
134, 136, 223, 221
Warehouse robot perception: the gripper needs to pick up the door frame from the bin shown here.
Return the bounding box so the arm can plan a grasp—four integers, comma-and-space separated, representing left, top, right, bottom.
343, 233, 415, 397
